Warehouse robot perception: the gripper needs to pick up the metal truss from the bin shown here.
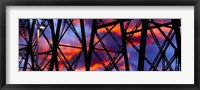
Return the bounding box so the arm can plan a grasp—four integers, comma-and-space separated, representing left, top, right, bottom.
19, 19, 181, 71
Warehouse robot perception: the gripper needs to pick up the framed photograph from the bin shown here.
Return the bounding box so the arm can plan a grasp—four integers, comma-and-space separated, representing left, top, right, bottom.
0, 0, 199, 90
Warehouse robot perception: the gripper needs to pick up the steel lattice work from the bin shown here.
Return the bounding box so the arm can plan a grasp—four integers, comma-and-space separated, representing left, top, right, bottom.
19, 19, 181, 71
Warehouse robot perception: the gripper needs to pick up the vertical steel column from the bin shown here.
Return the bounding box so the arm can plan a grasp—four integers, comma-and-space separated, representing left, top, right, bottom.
80, 19, 88, 71
119, 20, 129, 71
23, 19, 35, 71
49, 19, 62, 71
138, 19, 149, 71
172, 19, 181, 71
87, 19, 97, 71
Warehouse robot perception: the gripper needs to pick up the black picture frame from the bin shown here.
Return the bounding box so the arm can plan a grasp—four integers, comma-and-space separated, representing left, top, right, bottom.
0, 0, 199, 90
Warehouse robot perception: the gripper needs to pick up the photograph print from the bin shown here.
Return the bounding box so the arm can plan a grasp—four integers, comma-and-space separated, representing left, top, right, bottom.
19, 19, 181, 71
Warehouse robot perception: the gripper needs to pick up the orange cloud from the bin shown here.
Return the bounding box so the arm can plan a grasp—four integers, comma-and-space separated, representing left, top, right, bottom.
58, 62, 66, 70
118, 64, 134, 70
126, 23, 142, 32
119, 65, 125, 70
58, 46, 81, 60
90, 60, 111, 71
90, 63, 104, 71
75, 60, 111, 71
127, 24, 171, 46
127, 32, 141, 46
96, 21, 171, 47
75, 58, 133, 71
97, 24, 121, 36
72, 19, 80, 25
38, 37, 50, 52
102, 19, 116, 24
72, 19, 87, 25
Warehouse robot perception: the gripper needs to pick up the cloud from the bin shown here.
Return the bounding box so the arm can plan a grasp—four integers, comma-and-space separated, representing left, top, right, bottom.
19, 19, 176, 71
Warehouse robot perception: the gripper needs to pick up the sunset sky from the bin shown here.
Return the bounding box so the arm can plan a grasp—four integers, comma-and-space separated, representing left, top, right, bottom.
19, 19, 179, 71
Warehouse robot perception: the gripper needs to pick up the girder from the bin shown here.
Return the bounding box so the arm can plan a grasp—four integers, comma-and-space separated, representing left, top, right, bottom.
19, 19, 181, 71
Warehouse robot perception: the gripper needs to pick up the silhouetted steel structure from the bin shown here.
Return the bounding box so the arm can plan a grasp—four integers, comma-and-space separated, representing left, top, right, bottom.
19, 19, 181, 71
